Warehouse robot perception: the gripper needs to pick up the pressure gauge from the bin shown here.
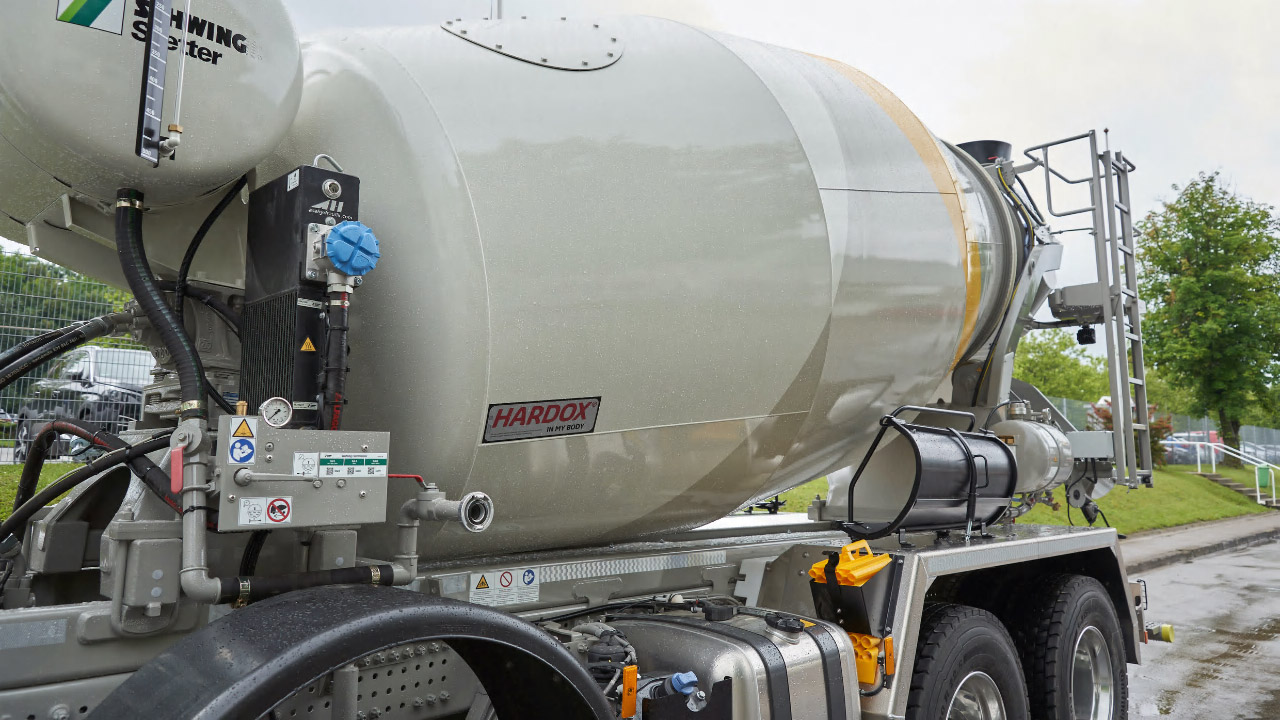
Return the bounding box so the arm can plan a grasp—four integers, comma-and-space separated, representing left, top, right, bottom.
259, 397, 293, 428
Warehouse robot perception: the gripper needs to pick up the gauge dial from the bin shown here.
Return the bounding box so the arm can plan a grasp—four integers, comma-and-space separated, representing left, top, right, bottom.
259, 397, 293, 428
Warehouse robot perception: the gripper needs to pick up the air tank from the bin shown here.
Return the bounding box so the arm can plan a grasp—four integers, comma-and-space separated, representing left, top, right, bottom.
1, 10, 1019, 560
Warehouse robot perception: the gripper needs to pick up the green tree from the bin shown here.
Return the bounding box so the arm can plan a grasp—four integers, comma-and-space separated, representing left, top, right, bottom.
1138, 172, 1280, 466
1013, 329, 1109, 401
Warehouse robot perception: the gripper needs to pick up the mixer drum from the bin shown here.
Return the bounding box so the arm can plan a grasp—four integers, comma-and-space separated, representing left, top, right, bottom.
255, 16, 1018, 559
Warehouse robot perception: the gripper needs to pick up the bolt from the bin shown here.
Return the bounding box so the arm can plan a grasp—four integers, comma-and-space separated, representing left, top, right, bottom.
228, 494, 236, 502
359, 490, 368, 498
413, 697, 425, 708
354, 276, 364, 286
312, 479, 322, 489
495, 43, 503, 49
377, 652, 387, 663
306, 269, 319, 280
361, 657, 373, 667
337, 479, 346, 488
417, 645, 428, 655
460, 29, 467, 34
391, 650, 401, 661
695, 690, 707, 701
357, 714, 367, 720
50, 705, 71, 720
428, 641, 441, 653
425, 694, 437, 706
369, 709, 382, 718
265, 442, 274, 451
362, 444, 369, 451
322, 179, 342, 198
439, 691, 451, 701
265, 454, 273, 463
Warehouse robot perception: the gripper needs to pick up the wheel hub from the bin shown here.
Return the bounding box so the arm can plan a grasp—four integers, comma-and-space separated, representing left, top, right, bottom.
947, 670, 1006, 720
1071, 625, 1114, 720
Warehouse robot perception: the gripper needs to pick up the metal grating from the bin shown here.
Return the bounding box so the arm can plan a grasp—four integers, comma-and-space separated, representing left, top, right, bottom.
240, 291, 297, 415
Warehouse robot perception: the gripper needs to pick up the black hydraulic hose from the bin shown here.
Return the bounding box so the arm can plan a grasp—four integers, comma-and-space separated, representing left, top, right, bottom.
173, 176, 247, 315
239, 530, 270, 577
116, 189, 207, 420
12, 419, 180, 516
0, 435, 172, 548
216, 564, 395, 605
0, 324, 84, 370
157, 280, 240, 337
0, 313, 131, 394
322, 292, 349, 430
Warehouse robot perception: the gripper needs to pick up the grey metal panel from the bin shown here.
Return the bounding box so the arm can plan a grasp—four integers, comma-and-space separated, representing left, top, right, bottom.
441, 17, 624, 70
0, 672, 130, 720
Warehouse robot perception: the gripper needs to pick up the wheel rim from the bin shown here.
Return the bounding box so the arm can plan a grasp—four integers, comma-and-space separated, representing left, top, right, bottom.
1071, 625, 1114, 720
947, 670, 1006, 720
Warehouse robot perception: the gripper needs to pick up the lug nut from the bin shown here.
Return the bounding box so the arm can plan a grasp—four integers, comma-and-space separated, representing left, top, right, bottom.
413, 697, 425, 708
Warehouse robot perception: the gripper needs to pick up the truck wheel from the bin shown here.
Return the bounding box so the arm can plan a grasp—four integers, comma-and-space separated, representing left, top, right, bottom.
906, 603, 1029, 720
1010, 574, 1127, 720
90, 585, 613, 720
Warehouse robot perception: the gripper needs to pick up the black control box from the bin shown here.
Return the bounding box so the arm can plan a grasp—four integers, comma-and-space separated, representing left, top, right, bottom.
240, 166, 361, 426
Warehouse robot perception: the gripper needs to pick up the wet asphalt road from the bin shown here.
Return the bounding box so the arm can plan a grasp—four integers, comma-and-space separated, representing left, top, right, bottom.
1128, 541, 1280, 719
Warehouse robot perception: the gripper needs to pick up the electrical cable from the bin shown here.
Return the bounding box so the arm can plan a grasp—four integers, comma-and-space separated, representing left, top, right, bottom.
157, 280, 240, 338
1015, 173, 1046, 225
173, 176, 248, 315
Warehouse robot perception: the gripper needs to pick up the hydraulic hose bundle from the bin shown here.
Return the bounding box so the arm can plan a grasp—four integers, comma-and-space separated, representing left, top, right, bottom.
116, 189, 208, 420
0, 312, 132, 394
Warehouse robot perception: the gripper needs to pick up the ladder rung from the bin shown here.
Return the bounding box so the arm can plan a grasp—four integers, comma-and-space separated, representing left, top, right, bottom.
1125, 332, 1141, 342
1131, 424, 1148, 431
1115, 201, 1130, 213
1120, 288, 1138, 298
1117, 244, 1134, 255
1128, 377, 1144, 386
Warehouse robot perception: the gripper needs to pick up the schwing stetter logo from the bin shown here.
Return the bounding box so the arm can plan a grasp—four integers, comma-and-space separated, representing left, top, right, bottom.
56, 0, 126, 34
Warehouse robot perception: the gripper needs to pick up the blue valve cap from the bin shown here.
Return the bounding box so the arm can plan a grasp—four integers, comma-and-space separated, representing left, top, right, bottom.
325, 221, 381, 276
671, 671, 699, 695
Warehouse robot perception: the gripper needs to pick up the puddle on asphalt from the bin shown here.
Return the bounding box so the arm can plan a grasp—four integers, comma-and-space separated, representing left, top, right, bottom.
1135, 616, 1280, 717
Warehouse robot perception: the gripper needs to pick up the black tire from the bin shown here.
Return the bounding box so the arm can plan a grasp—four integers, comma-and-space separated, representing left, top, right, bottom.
907, 603, 1030, 720
1009, 574, 1128, 720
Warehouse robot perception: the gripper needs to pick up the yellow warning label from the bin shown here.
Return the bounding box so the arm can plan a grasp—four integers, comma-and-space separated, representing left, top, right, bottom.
475, 575, 489, 590
232, 420, 255, 438
300, 337, 317, 352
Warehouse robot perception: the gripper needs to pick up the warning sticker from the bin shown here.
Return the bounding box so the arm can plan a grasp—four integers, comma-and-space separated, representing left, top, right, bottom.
482, 397, 601, 444
232, 418, 257, 438
316, 453, 388, 478
300, 337, 317, 352
469, 567, 540, 606
239, 496, 292, 525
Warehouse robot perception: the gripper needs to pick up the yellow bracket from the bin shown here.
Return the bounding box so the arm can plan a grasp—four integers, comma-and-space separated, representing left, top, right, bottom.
807, 540, 892, 587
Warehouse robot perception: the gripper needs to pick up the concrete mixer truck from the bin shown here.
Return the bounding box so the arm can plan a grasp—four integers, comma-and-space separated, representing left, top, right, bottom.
0, 2, 1167, 718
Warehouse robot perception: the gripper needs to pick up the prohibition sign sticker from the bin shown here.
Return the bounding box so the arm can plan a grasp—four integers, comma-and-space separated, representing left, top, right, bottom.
267, 498, 292, 523
499, 571, 513, 588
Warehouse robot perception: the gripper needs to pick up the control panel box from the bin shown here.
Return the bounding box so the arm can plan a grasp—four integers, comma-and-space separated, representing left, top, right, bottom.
213, 415, 390, 532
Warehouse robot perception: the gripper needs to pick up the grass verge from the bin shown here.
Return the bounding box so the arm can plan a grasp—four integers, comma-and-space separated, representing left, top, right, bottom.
770, 465, 1270, 536
0, 462, 82, 520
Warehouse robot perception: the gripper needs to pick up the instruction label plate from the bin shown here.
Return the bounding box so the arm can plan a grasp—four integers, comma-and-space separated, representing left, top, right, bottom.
315, 453, 388, 478
483, 397, 601, 443
469, 568, 541, 607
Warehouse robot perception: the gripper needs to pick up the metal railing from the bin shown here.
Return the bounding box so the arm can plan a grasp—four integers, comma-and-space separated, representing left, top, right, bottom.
1182, 441, 1278, 505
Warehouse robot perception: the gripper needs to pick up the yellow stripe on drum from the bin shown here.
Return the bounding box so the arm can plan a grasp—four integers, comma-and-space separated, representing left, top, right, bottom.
811, 57, 983, 368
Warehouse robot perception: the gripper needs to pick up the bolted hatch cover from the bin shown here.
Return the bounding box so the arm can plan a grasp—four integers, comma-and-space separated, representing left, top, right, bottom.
441, 17, 623, 71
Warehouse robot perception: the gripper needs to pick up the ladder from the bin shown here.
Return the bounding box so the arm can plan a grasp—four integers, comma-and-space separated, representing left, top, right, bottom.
1023, 131, 1153, 488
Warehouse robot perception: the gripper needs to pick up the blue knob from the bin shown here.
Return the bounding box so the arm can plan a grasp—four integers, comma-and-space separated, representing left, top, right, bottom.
670, 671, 699, 695
325, 221, 381, 276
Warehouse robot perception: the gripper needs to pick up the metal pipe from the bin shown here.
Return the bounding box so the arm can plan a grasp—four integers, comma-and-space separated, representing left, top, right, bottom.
177, 418, 221, 603
333, 664, 358, 719
395, 483, 495, 584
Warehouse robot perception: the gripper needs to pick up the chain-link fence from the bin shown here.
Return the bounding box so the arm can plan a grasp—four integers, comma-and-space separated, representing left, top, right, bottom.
0, 248, 152, 463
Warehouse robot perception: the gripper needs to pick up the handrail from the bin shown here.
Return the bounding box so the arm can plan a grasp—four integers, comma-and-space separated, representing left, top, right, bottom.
1165, 441, 1277, 505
